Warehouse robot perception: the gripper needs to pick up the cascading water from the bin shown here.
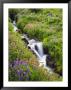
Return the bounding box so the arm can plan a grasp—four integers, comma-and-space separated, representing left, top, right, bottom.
13, 21, 18, 32
22, 34, 52, 73
27, 39, 47, 67
12, 21, 53, 73
36, 42, 44, 57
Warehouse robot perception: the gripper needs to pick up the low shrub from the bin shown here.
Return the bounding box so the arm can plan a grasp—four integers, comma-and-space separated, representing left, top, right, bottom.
43, 34, 62, 75
9, 59, 62, 81
9, 31, 37, 62
8, 22, 14, 32
9, 59, 31, 81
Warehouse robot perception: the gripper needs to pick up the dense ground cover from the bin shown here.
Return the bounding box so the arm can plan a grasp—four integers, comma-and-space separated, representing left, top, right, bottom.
16, 9, 62, 75
9, 9, 63, 81
9, 30, 62, 81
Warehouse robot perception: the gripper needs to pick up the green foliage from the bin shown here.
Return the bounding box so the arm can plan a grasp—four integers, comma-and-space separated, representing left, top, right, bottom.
8, 22, 14, 32
9, 59, 62, 81
9, 31, 36, 62
9, 8, 63, 81
9, 66, 19, 81
9, 60, 31, 81
9, 31, 62, 81
43, 34, 62, 74
28, 65, 62, 81
16, 9, 62, 75
9, 9, 20, 21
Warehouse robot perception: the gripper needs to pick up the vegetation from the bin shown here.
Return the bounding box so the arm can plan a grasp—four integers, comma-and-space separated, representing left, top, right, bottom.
9, 59, 62, 81
9, 8, 63, 81
9, 31, 37, 62
8, 22, 14, 32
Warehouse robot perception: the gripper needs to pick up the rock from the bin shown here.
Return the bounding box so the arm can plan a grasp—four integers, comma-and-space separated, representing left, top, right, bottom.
43, 47, 49, 54
35, 45, 38, 51
46, 55, 55, 68
22, 38, 29, 44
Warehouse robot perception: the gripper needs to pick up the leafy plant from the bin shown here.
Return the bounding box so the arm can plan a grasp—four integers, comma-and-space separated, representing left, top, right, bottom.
8, 22, 14, 32
9, 31, 36, 62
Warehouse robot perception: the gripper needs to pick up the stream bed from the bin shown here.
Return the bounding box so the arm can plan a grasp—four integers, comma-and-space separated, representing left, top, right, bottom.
21, 34, 53, 73
13, 21, 61, 75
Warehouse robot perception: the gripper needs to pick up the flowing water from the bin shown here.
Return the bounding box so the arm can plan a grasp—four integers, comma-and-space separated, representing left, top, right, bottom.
13, 21, 18, 32
13, 21, 53, 73
21, 34, 53, 73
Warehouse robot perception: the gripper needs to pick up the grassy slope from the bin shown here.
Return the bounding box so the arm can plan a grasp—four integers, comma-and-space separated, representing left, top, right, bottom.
9, 9, 62, 81
9, 30, 62, 81
17, 9, 62, 75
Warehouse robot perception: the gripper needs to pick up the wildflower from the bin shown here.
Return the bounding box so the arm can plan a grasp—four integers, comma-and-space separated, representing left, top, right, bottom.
9, 59, 31, 81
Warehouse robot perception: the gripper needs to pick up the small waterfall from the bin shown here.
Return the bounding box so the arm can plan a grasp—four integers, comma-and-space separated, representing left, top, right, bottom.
13, 21, 18, 32
28, 39, 36, 45
36, 42, 44, 57
28, 40, 45, 60
12, 22, 53, 73
27, 39, 47, 67
23, 34, 30, 42
13, 21, 16, 26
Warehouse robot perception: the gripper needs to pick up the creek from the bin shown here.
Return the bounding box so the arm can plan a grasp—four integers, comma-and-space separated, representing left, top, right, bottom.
13, 21, 55, 74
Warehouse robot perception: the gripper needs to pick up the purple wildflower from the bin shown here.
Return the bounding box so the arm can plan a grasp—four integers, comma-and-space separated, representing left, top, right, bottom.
23, 72, 27, 76
9, 63, 13, 68
19, 76, 23, 81
9, 58, 31, 81
26, 77, 29, 81
17, 70, 21, 76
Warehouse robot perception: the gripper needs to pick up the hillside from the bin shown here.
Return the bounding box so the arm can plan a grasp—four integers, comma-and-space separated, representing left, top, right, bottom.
9, 9, 62, 81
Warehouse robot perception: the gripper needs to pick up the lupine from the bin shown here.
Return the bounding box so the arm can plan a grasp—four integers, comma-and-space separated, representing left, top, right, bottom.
9, 59, 31, 81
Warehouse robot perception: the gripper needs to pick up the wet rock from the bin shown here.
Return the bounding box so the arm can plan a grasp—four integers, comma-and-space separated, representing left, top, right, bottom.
46, 55, 55, 69
43, 47, 49, 54
35, 45, 38, 51
22, 38, 29, 44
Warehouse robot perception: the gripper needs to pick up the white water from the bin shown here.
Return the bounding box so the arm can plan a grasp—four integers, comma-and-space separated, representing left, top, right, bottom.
36, 42, 44, 56
26, 38, 47, 68
13, 21, 18, 32
13, 21, 53, 73
27, 39, 52, 72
